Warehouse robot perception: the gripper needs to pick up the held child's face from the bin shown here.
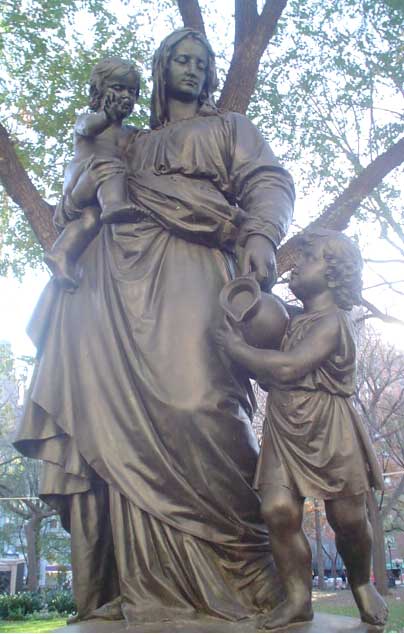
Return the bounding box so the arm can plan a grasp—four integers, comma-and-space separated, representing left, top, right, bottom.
289, 239, 331, 301
100, 68, 139, 118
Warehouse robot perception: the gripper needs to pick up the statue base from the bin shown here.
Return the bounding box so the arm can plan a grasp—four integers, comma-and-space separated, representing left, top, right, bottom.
54, 612, 384, 633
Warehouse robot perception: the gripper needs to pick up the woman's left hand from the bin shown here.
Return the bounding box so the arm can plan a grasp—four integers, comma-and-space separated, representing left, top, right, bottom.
242, 235, 278, 291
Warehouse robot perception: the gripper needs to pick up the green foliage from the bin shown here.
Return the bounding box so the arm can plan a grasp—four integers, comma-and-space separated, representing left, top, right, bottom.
0, 0, 154, 276
0, 593, 42, 620
248, 0, 403, 243
0, 0, 403, 274
42, 588, 75, 616
0, 589, 75, 620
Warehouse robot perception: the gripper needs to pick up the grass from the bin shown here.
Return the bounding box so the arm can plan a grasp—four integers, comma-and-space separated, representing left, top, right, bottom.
0, 617, 66, 633
313, 585, 404, 633
1, 589, 404, 633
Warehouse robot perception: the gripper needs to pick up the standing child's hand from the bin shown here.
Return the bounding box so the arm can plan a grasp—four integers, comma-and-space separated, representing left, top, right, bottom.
216, 317, 245, 356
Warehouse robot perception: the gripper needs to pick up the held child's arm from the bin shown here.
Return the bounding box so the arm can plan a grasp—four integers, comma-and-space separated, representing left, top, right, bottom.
217, 313, 340, 385
75, 112, 111, 138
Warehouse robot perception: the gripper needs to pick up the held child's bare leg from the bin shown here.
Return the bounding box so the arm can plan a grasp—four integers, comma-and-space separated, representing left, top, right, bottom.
97, 174, 138, 223
259, 485, 313, 630
45, 207, 100, 288
325, 495, 388, 626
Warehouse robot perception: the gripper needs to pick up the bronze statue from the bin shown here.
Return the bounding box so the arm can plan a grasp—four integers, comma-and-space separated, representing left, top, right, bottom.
44, 57, 142, 289
14, 29, 295, 625
218, 229, 388, 630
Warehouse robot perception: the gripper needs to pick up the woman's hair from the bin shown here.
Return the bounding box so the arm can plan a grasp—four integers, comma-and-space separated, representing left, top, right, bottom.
150, 28, 218, 129
89, 57, 141, 111
299, 229, 363, 310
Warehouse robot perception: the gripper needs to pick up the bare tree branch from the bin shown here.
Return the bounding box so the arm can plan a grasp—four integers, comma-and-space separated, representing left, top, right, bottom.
277, 136, 404, 275
0, 122, 57, 250
358, 299, 404, 327
382, 475, 404, 522
176, 0, 206, 35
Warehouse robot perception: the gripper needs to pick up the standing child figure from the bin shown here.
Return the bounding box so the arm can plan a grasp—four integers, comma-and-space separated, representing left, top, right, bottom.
218, 229, 388, 630
45, 57, 143, 288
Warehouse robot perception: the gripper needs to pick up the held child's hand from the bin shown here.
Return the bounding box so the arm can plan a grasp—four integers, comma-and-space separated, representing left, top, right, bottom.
103, 90, 123, 122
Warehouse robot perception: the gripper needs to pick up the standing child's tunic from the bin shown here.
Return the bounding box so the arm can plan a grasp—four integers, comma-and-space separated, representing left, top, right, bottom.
254, 309, 383, 499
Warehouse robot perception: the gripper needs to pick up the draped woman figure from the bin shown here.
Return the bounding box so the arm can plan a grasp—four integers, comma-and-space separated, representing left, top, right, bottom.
14, 29, 295, 624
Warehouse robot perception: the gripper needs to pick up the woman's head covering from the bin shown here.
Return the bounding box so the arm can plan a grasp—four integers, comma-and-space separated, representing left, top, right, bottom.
150, 28, 218, 129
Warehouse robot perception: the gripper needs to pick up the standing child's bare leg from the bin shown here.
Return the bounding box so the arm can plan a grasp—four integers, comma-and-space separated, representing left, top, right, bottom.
325, 494, 388, 626
45, 206, 100, 289
259, 485, 313, 630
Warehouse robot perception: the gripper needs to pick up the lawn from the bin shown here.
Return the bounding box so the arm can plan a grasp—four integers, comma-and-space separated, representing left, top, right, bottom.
313, 584, 404, 633
0, 617, 66, 633
1, 589, 404, 633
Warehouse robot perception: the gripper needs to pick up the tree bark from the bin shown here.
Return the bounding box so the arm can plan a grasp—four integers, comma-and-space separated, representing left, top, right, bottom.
176, 0, 206, 35
24, 514, 41, 592
367, 490, 389, 596
277, 136, 404, 275
218, 0, 287, 113
314, 498, 326, 590
0, 122, 57, 250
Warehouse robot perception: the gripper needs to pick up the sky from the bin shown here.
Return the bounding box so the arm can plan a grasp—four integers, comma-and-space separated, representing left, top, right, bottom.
0, 0, 403, 362
1, 207, 402, 363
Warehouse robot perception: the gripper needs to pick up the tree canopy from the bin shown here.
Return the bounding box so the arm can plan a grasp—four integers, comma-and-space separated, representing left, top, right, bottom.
0, 0, 403, 321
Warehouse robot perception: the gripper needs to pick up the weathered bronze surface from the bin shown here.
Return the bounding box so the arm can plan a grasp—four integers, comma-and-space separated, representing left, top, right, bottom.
218, 229, 388, 630
14, 29, 295, 625
54, 612, 385, 633
44, 57, 142, 288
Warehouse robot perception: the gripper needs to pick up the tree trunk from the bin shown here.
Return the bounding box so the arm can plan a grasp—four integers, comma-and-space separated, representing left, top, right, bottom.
367, 490, 389, 596
24, 515, 41, 592
314, 499, 326, 590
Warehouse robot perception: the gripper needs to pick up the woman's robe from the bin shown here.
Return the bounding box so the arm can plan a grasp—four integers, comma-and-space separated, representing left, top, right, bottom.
14, 111, 295, 623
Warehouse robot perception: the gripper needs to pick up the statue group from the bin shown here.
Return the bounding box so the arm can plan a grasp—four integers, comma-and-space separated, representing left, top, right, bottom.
14, 29, 388, 631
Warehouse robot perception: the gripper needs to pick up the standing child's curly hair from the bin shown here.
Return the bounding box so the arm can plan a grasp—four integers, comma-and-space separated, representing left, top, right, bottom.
299, 229, 363, 310
89, 57, 141, 111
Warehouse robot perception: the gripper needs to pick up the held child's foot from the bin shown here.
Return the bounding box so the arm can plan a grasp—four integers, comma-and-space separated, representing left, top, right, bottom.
352, 583, 388, 626
259, 599, 313, 631
44, 251, 79, 290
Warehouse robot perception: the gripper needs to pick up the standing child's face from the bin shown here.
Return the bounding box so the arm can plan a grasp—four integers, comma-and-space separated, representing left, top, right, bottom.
289, 239, 331, 301
101, 68, 139, 118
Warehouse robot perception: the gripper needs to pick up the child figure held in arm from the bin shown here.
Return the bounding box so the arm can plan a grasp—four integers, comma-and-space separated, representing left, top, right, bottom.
218, 229, 388, 631
45, 57, 143, 288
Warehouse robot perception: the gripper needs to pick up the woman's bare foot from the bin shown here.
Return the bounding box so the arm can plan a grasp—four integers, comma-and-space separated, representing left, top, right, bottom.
259, 598, 313, 631
352, 583, 388, 626
44, 251, 78, 290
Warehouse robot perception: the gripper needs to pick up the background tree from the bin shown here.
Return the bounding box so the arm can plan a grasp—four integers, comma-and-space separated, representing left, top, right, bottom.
354, 322, 404, 594
0, 343, 69, 591
0, 0, 402, 325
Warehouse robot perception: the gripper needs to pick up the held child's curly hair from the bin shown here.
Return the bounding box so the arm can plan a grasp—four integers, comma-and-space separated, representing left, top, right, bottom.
300, 229, 363, 310
89, 57, 141, 111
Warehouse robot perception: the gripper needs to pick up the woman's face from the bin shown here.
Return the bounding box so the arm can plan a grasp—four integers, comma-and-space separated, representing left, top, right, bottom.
165, 37, 208, 103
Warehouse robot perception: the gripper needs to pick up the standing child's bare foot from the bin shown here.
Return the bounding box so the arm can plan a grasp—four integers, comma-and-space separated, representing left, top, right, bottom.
352, 583, 388, 626
259, 598, 313, 631
44, 251, 79, 290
